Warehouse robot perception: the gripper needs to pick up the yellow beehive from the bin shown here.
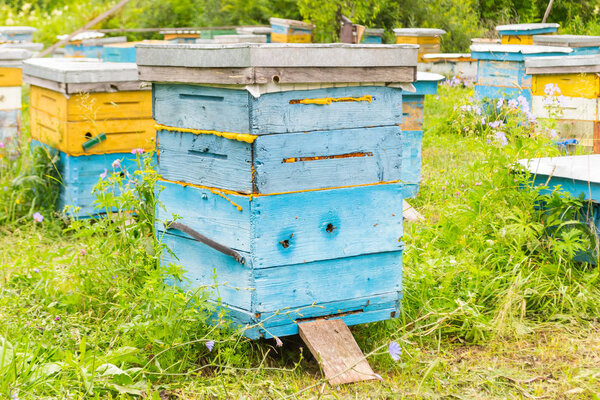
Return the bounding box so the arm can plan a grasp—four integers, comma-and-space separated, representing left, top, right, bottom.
496, 23, 559, 45
394, 28, 446, 62
269, 18, 314, 43
23, 58, 155, 156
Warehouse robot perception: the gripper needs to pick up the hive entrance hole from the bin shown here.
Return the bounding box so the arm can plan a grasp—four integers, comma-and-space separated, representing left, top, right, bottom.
84, 132, 93, 139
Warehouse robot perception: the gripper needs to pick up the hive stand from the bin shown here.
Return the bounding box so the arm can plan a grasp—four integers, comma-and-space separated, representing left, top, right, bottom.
533, 35, 600, 55
471, 44, 572, 104
394, 28, 446, 62
0, 48, 32, 146
22, 58, 155, 217
526, 54, 600, 153
495, 23, 559, 45
138, 42, 418, 336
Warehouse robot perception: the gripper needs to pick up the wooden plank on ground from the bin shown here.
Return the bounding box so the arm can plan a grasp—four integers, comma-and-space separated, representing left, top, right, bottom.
403, 200, 423, 222
298, 319, 377, 386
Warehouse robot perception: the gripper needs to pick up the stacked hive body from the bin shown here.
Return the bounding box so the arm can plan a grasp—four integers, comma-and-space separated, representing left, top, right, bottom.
214, 35, 267, 44
520, 155, 599, 258
137, 43, 419, 338
526, 54, 600, 153
61, 32, 127, 58
394, 28, 446, 62
23, 59, 155, 217
0, 49, 32, 145
533, 35, 600, 55
360, 28, 385, 44
160, 30, 203, 43
236, 27, 272, 43
402, 72, 444, 197
102, 40, 166, 63
0, 26, 36, 44
496, 23, 559, 45
420, 53, 477, 80
269, 18, 314, 43
471, 44, 572, 103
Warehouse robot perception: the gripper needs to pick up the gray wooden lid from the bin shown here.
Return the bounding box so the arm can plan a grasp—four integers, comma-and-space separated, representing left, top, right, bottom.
269, 18, 314, 29
214, 34, 267, 44
57, 31, 104, 41
471, 38, 501, 44
0, 42, 44, 51
160, 29, 202, 35
495, 23, 560, 32
393, 28, 446, 36
23, 58, 139, 83
80, 36, 127, 46
422, 53, 472, 60
519, 155, 600, 183
236, 26, 272, 35
364, 28, 385, 36
470, 43, 572, 54
136, 43, 418, 68
0, 48, 32, 60
0, 26, 37, 34
525, 54, 600, 73
532, 34, 600, 47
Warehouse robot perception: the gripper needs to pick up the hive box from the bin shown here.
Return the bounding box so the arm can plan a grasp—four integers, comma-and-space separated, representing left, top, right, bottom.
213, 35, 267, 44
160, 29, 202, 43
526, 54, 600, 153
101, 40, 166, 63
60, 33, 127, 58
394, 28, 446, 61
236, 26, 272, 43
137, 43, 419, 338
269, 18, 314, 43
401, 72, 444, 197
23, 58, 155, 156
420, 53, 477, 80
519, 155, 600, 259
496, 23, 559, 45
0, 26, 36, 43
0, 48, 32, 145
533, 34, 600, 55
471, 44, 572, 103
359, 28, 385, 44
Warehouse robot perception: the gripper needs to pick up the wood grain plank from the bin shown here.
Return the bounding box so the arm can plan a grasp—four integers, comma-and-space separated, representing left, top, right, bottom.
299, 319, 377, 385
532, 95, 598, 121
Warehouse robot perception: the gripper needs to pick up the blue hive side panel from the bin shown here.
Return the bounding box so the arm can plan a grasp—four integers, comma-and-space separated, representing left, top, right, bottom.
160, 231, 253, 310
102, 47, 137, 63
153, 84, 251, 133
475, 85, 531, 103
153, 84, 404, 134
412, 80, 440, 96
570, 47, 600, 56
362, 36, 383, 44
471, 51, 568, 62
157, 130, 253, 193
250, 86, 403, 134
156, 180, 406, 268
531, 175, 600, 203
477, 60, 530, 88
253, 250, 402, 312
401, 130, 423, 197
0, 109, 20, 142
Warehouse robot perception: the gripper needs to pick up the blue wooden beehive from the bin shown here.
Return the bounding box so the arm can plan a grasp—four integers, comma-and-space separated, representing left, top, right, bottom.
0, 48, 32, 147
533, 35, 600, 55
137, 43, 419, 338
496, 23, 559, 45
471, 44, 572, 103
360, 28, 385, 44
520, 155, 600, 257
401, 72, 444, 198
0, 26, 36, 43
60, 32, 127, 59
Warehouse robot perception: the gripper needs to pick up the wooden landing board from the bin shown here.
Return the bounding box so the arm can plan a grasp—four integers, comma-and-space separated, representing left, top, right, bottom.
298, 319, 377, 386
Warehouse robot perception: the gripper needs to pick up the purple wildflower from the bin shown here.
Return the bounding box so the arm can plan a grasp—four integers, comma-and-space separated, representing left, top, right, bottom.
100, 168, 107, 179
481, 117, 486, 125
388, 341, 401, 361
33, 268, 39, 273
507, 99, 519, 108
474, 106, 482, 116
549, 129, 558, 138
525, 111, 537, 124
33, 212, 43, 223
54, 316, 61, 321
275, 337, 283, 347
131, 148, 144, 155
455, 191, 461, 196
475, 182, 482, 186
79, 248, 87, 256
0, 142, 4, 148
494, 131, 508, 146
496, 98, 504, 109
460, 105, 472, 113
112, 159, 121, 169
205, 340, 215, 352
488, 120, 504, 129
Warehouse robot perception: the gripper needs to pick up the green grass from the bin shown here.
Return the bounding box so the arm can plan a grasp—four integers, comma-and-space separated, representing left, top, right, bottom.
1, 85, 599, 399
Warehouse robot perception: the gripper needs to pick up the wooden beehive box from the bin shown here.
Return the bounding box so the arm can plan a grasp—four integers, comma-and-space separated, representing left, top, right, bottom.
160, 29, 202, 43
0, 26, 36, 43
526, 54, 600, 153
401, 72, 444, 198
213, 34, 267, 44
360, 28, 385, 44
101, 40, 166, 63
23, 58, 155, 217
394, 28, 446, 61
137, 43, 419, 338
59, 32, 127, 58
0, 48, 32, 145
519, 155, 600, 258
420, 53, 477, 80
533, 35, 600, 55
269, 18, 314, 43
496, 23, 559, 45
236, 26, 272, 43
471, 44, 572, 103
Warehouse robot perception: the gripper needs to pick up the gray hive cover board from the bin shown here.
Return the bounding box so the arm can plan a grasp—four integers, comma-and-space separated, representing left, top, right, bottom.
23, 58, 139, 83
236, 26, 272, 35
136, 43, 418, 68
393, 28, 446, 36
0, 48, 32, 60
80, 36, 127, 46
532, 34, 600, 47
269, 17, 314, 29
0, 26, 37, 34
525, 54, 600, 74
519, 155, 600, 184
470, 44, 572, 54
495, 23, 560, 32
0, 42, 44, 51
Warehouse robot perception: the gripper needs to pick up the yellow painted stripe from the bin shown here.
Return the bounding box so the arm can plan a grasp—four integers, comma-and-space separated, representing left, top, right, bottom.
501, 35, 534, 45
395, 36, 441, 45
291, 95, 372, 105
158, 177, 404, 198
270, 32, 312, 43
155, 123, 257, 143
